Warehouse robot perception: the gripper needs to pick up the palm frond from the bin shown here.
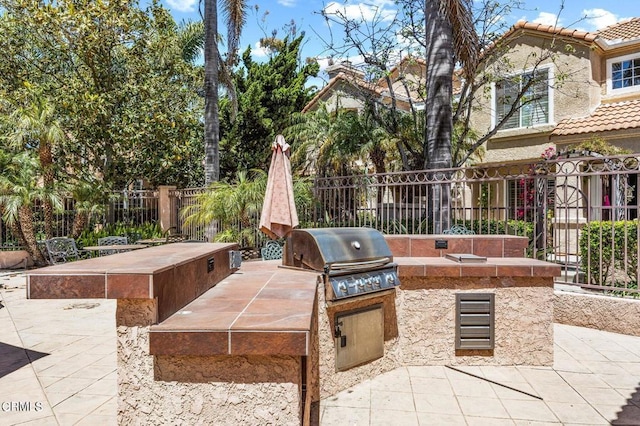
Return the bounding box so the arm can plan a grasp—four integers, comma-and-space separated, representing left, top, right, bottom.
178, 20, 205, 63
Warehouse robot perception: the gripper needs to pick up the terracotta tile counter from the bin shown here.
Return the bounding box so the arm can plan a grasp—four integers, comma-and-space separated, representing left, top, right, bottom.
396, 256, 560, 283
28, 242, 238, 322
149, 260, 318, 356
26, 235, 562, 425
27, 243, 319, 425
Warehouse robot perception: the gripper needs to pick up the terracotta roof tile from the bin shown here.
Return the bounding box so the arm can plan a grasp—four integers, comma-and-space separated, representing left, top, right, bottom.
302, 72, 379, 113
596, 18, 640, 43
501, 20, 599, 43
551, 99, 640, 137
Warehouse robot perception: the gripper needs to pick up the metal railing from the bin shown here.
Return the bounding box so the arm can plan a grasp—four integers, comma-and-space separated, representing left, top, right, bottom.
0, 190, 159, 246
312, 153, 639, 296
2, 154, 638, 296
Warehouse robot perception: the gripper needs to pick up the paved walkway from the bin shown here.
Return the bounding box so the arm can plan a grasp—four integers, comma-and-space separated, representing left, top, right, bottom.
1, 271, 640, 425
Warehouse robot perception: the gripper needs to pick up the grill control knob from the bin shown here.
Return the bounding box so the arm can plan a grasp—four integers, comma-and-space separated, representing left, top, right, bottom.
373, 277, 381, 289
338, 282, 347, 295
357, 279, 365, 291
386, 273, 396, 286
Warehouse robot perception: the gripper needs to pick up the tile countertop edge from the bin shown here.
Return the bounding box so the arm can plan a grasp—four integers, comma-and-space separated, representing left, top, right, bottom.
395, 256, 562, 277
149, 264, 318, 357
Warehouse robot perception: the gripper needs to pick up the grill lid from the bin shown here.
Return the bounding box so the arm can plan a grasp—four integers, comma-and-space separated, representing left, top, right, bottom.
282, 228, 393, 272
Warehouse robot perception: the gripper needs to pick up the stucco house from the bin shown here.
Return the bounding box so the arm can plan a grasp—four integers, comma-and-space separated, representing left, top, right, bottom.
305, 18, 640, 160
469, 18, 640, 239
473, 18, 640, 162
303, 57, 432, 114
303, 18, 639, 256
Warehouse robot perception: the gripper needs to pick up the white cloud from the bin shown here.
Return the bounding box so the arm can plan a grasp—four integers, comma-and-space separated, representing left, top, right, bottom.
532, 12, 562, 27
582, 8, 618, 30
278, 0, 296, 6
251, 41, 270, 58
323, 1, 395, 23
165, 0, 197, 13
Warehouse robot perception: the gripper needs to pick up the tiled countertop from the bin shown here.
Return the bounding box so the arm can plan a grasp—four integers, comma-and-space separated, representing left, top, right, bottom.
396, 256, 561, 278
149, 260, 318, 357
27, 242, 559, 357
27, 243, 236, 300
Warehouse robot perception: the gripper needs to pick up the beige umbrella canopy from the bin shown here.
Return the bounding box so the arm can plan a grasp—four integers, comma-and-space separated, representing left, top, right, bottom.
259, 135, 299, 239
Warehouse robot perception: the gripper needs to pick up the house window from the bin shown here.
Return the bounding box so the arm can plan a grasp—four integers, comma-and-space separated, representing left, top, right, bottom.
611, 58, 640, 89
495, 68, 550, 129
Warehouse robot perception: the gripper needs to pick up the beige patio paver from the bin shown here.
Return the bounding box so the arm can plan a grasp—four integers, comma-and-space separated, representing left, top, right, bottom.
1, 270, 640, 425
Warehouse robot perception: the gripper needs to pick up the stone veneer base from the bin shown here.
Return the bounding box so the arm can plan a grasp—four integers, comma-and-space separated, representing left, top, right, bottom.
116, 298, 304, 426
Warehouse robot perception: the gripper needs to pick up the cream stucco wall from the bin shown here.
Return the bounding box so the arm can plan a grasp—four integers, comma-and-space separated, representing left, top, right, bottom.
554, 291, 640, 337
318, 280, 554, 398
116, 299, 302, 426
471, 35, 599, 164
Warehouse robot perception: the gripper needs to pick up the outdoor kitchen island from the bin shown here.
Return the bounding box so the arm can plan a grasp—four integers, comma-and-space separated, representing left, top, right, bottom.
26, 235, 560, 425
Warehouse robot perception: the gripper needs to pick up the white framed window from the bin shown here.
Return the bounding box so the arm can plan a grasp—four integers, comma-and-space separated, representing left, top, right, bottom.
607, 53, 640, 95
492, 65, 553, 130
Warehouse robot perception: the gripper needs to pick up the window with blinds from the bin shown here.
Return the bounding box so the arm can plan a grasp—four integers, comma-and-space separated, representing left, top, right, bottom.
611, 58, 640, 89
495, 68, 550, 130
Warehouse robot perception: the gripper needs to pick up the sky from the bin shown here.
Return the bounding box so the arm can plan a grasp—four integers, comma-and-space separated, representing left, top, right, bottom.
161, 0, 638, 85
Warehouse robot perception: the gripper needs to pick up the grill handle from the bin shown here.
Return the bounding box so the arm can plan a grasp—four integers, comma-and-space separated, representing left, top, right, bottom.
327, 257, 391, 272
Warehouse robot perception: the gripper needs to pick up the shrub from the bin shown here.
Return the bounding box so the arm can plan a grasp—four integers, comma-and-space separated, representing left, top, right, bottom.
579, 220, 638, 292
75, 222, 163, 248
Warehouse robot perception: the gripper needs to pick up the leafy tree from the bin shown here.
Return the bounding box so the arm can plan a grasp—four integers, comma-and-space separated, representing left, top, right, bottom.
218, 35, 319, 180
318, 0, 573, 172
0, 0, 204, 189
287, 102, 392, 177
68, 178, 115, 239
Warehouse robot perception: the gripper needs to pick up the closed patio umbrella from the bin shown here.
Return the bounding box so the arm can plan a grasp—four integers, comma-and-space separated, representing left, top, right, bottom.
259, 135, 299, 239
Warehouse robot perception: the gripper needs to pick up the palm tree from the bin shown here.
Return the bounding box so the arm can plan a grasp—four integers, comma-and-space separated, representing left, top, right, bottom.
183, 170, 266, 247
204, 0, 220, 185
68, 179, 114, 239
203, 0, 247, 184
0, 151, 61, 265
8, 94, 65, 239
424, 0, 478, 232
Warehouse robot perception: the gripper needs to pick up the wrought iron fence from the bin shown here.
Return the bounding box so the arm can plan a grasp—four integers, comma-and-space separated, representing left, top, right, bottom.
0, 190, 159, 246
312, 153, 639, 296
2, 154, 638, 296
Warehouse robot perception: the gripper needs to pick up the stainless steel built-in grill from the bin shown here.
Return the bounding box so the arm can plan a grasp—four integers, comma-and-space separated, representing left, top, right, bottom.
283, 227, 400, 371
282, 227, 400, 300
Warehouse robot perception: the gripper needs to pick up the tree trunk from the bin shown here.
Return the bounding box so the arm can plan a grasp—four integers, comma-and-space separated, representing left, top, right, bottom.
204, 0, 220, 184
18, 205, 47, 266
40, 142, 55, 238
8, 220, 28, 251
424, 0, 454, 233
70, 211, 88, 239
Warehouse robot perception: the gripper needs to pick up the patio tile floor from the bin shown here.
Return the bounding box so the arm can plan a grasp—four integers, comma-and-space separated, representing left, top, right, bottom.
1, 271, 639, 425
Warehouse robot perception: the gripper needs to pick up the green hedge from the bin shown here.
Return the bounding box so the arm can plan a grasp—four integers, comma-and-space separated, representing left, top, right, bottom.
76, 222, 164, 248
579, 220, 638, 290
457, 219, 534, 240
